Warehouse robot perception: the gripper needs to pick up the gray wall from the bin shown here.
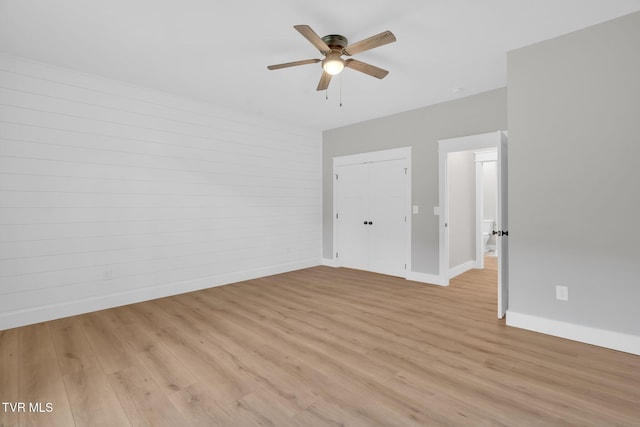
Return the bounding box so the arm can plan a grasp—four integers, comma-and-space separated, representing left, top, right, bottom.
508, 11, 640, 335
323, 88, 507, 274
448, 150, 475, 269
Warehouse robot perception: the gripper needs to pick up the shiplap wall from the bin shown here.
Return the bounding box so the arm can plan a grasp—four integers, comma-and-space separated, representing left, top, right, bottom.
0, 53, 321, 329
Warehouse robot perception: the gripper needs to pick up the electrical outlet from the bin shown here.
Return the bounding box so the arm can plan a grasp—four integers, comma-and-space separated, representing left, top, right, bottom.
556, 285, 569, 301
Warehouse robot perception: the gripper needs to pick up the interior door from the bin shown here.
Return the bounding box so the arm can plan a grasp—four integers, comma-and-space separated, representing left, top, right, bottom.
336, 163, 370, 271
335, 158, 407, 277
368, 159, 407, 277
497, 131, 509, 318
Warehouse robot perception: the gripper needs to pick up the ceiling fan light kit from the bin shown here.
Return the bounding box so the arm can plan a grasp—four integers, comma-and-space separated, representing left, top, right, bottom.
322, 51, 345, 75
267, 25, 396, 91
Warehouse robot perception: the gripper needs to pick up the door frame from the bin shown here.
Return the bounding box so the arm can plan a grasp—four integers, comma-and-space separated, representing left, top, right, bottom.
437, 131, 506, 289
333, 147, 412, 277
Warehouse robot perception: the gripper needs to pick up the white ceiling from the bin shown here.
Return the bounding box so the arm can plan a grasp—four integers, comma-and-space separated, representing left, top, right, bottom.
1, 0, 640, 130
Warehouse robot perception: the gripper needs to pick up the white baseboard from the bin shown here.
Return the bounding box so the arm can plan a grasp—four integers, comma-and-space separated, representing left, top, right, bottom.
507, 311, 640, 356
406, 271, 447, 286
321, 258, 338, 267
0, 258, 320, 331
449, 260, 475, 279
320, 262, 445, 286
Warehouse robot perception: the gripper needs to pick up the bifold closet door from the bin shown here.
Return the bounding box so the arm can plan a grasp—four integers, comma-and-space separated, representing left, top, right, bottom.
368, 159, 406, 277
336, 159, 406, 277
336, 162, 370, 272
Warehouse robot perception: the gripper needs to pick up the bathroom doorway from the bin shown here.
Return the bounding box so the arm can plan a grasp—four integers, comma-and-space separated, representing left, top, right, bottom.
474, 149, 497, 270
438, 131, 509, 318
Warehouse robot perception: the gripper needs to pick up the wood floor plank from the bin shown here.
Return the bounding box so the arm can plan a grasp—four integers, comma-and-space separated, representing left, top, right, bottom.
107, 366, 186, 427
49, 317, 131, 427
215, 285, 400, 383
166, 382, 229, 427
79, 311, 135, 375
118, 304, 251, 402
1, 257, 638, 426
111, 318, 198, 394
254, 341, 454, 427
18, 323, 75, 427
211, 284, 400, 374
292, 398, 387, 427
235, 391, 301, 427
0, 329, 19, 427
382, 374, 512, 427
168, 382, 288, 427
153, 297, 321, 413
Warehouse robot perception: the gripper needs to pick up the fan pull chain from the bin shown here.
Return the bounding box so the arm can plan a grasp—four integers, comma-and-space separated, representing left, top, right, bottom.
339, 73, 343, 107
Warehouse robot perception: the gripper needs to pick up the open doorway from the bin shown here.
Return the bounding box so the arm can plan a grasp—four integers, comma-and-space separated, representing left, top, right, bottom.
474, 149, 498, 270
438, 131, 509, 318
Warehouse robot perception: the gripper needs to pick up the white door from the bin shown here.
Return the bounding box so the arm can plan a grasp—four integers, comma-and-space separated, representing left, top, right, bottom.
497, 131, 509, 318
335, 159, 407, 277
368, 160, 407, 277
336, 163, 370, 271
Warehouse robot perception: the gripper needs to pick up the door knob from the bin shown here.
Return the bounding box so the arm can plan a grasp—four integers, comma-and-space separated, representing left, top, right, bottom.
368, 221, 373, 225
364, 221, 368, 225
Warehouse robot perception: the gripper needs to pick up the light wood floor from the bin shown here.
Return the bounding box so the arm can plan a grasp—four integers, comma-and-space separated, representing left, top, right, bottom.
2, 257, 640, 426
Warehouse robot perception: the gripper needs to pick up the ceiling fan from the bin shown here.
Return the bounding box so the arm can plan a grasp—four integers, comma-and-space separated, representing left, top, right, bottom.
267, 25, 396, 91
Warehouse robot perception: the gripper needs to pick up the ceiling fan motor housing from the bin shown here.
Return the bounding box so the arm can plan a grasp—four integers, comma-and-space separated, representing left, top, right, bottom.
321, 34, 348, 50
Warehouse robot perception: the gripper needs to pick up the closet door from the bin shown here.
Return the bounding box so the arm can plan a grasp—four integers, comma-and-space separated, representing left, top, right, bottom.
368, 159, 406, 276
335, 159, 407, 277
336, 163, 370, 272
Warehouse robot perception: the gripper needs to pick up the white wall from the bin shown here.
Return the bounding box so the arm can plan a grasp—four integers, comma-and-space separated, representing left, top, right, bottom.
0, 53, 322, 330
447, 150, 475, 270
507, 11, 640, 354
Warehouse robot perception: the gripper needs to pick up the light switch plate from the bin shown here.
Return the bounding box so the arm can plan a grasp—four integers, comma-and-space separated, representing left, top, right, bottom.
412, 205, 419, 214
433, 206, 440, 216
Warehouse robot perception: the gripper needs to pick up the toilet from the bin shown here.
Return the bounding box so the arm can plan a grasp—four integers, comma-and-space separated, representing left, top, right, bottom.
482, 219, 494, 253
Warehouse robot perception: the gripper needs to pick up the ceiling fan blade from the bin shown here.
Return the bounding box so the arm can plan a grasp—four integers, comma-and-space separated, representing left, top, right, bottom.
294, 25, 331, 54
343, 30, 396, 56
316, 71, 332, 91
345, 59, 389, 79
267, 58, 321, 70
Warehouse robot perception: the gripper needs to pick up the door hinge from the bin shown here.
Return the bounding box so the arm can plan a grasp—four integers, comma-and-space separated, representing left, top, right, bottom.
336, 213, 339, 219
404, 168, 408, 175
404, 264, 407, 270
336, 252, 339, 258
335, 173, 339, 180
492, 230, 509, 237
404, 215, 407, 222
